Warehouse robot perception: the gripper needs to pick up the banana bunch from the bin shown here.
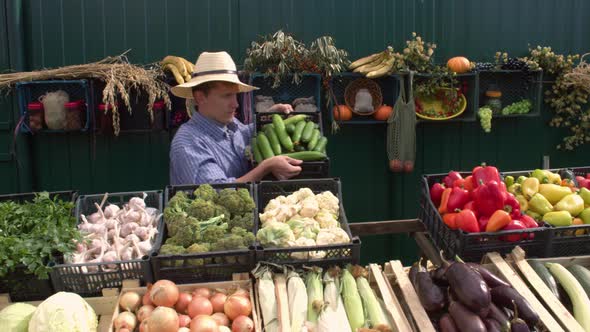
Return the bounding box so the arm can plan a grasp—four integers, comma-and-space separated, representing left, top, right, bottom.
160, 55, 194, 85
349, 46, 395, 79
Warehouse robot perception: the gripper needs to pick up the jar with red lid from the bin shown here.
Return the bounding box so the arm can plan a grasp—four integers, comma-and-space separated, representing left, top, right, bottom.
152, 100, 165, 130
27, 101, 44, 131
64, 100, 85, 131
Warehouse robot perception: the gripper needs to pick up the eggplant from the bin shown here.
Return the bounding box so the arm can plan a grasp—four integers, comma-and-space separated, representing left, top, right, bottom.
439, 313, 459, 332
442, 254, 491, 311
415, 263, 446, 312
559, 169, 578, 187
448, 300, 486, 332
484, 318, 502, 332
510, 299, 530, 332
488, 303, 510, 330
467, 263, 510, 288
431, 265, 449, 286
491, 286, 539, 327
477, 305, 490, 319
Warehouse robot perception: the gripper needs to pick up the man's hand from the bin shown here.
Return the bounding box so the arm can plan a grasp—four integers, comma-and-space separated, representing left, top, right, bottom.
263, 156, 302, 180
267, 103, 293, 114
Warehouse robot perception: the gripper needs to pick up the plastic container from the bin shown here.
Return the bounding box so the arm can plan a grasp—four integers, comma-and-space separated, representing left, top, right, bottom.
255, 178, 361, 267
420, 173, 551, 262
484, 85, 503, 114
64, 100, 85, 131
152, 100, 166, 130
97, 102, 117, 134
27, 101, 44, 131
50, 190, 164, 297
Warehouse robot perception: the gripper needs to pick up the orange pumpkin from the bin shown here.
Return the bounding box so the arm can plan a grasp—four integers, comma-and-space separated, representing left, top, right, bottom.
373, 105, 393, 121
333, 105, 353, 121
447, 56, 471, 73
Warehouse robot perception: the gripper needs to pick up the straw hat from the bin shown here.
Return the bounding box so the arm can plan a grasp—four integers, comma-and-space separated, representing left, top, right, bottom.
171, 51, 258, 99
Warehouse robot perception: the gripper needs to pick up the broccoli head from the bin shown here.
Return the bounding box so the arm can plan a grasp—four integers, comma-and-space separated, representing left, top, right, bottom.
216, 188, 256, 217
185, 243, 211, 266
201, 222, 229, 244
228, 212, 254, 232
210, 228, 254, 264
167, 220, 203, 247
187, 198, 218, 220
159, 244, 185, 267
193, 184, 218, 202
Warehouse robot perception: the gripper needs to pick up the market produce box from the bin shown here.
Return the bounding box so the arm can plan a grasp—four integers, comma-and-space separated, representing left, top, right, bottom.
420, 170, 551, 262
249, 72, 321, 114
252, 112, 330, 180
0, 190, 77, 302
151, 183, 257, 284
109, 275, 257, 332
50, 190, 164, 297
255, 178, 361, 267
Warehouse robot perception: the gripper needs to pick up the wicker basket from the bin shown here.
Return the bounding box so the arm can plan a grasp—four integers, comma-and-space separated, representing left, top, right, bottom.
344, 78, 382, 116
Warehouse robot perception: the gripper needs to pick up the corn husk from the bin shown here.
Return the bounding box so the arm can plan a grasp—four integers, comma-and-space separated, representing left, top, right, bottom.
305, 267, 324, 323
287, 269, 308, 332
341, 267, 365, 330
253, 265, 279, 332
317, 267, 352, 332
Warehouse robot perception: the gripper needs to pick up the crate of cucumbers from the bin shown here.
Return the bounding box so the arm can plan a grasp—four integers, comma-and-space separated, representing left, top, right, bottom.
252, 112, 330, 180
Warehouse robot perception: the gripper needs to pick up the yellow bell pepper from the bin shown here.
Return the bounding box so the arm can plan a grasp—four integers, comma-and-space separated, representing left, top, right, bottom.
579, 187, 590, 205
543, 170, 562, 185
528, 193, 553, 215
508, 183, 522, 196
543, 210, 573, 227
522, 177, 540, 200
516, 195, 528, 212
539, 184, 574, 205
579, 208, 590, 224
554, 194, 585, 217
525, 209, 542, 221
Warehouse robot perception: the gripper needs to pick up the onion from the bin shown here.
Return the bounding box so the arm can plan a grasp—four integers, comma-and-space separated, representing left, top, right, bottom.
147, 306, 179, 332
179, 328, 191, 332
139, 319, 149, 332
211, 312, 229, 326
119, 291, 142, 312
175, 292, 193, 314
231, 316, 254, 332
178, 314, 192, 327
114, 311, 138, 330
231, 287, 250, 299
210, 292, 227, 313
118, 329, 131, 332
188, 296, 213, 318
150, 280, 179, 307
224, 295, 252, 320
192, 287, 212, 299
219, 326, 232, 332
137, 305, 155, 322
143, 290, 153, 306
190, 315, 218, 332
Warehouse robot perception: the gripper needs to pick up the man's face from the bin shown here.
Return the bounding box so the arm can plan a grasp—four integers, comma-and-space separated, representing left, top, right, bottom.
194, 82, 240, 125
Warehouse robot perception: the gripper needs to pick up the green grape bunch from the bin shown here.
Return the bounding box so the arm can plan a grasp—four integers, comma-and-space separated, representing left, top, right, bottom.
501, 99, 532, 115
478, 107, 493, 133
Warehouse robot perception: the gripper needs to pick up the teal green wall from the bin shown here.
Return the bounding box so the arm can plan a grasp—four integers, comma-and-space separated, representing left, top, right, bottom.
2, 0, 590, 264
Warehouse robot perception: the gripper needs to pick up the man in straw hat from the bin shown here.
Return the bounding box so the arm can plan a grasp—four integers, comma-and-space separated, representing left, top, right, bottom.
169, 51, 303, 184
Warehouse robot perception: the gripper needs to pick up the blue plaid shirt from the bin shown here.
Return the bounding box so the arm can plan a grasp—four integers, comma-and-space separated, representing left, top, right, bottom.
170, 111, 253, 185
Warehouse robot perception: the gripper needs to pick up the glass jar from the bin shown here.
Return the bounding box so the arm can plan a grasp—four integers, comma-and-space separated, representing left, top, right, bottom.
485, 85, 503, 114
27, 101, 44, 131
152, 100, 165, 130
64, 100, 85, 131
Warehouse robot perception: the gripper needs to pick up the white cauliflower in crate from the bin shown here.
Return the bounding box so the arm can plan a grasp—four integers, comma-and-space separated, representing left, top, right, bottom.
293, 188, 315, 201
316, 191, 340, 217
315, 209, 339, 229
299, 196, 320, 218
316, 227, 350, 245
264, 195, 284, 212
256, 221, 296, 247
259, 204, 298, 225
287, 216, 321, 240
288, 237, 326, 259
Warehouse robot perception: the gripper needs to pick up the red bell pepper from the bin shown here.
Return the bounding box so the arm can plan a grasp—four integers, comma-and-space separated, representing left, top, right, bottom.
443, 213, 458, 230
455, 209, 479, 233
500, 219, 527, 242
444, 171, 463, 188
474, 180, 505, 218
577, 176, 590, 189
430, 183, 445, 207
447, 187, 471, 212
472, 163, 501, 188
463, 201, 478, 218
478, 216, 490, 232
503, 193, 521, 219
520, 214, 539, 228
464, 175, 475, 192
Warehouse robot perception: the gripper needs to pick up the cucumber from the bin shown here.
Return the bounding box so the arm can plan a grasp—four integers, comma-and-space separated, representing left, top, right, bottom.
272, 114, 294, 151
286, 123, 296, 135
262, 123, 274, 132
307, 129, 321, 150
312, 136, 327, 152
251, 137, 263, 163
294, 144, 306, 152
283, 114, 308, 125
301, 121, 315, 143
264, 126, 282, 155
256, 132, 274, 160
529, 260, 561, 302
547, 263, 590, 330
568, 265, 590, 298
281, 151, 326, 161
292, 121, 306, 144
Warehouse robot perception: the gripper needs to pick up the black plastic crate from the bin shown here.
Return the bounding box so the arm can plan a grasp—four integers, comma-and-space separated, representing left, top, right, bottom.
152, 183, 257, 284
570, 166, 590, 178
249, 73, 321, 114
91, 79, 166, 133
0, 190, 77, 301
16, 80, 92, 133
328, 73, 400, 124
478, 69, 543, 118
414, 72, 478, 123
255, 178, 360, 266
50, 190, 164, 296
547, 225, 590, 257
420, 173, 551, 262
252, 112, 330, 180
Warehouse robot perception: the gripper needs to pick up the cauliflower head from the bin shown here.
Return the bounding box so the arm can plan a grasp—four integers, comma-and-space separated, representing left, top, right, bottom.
256, 222, 295, 247
299, 196, 320, 218
287, 216, 320, 239
316, 191, 340, 217
315, 209, 339, 229
316, 227, 350, 245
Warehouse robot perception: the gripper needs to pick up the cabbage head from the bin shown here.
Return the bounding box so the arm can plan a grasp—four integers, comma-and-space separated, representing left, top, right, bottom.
0, 303, 36, 332
28, 292, 97, 332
